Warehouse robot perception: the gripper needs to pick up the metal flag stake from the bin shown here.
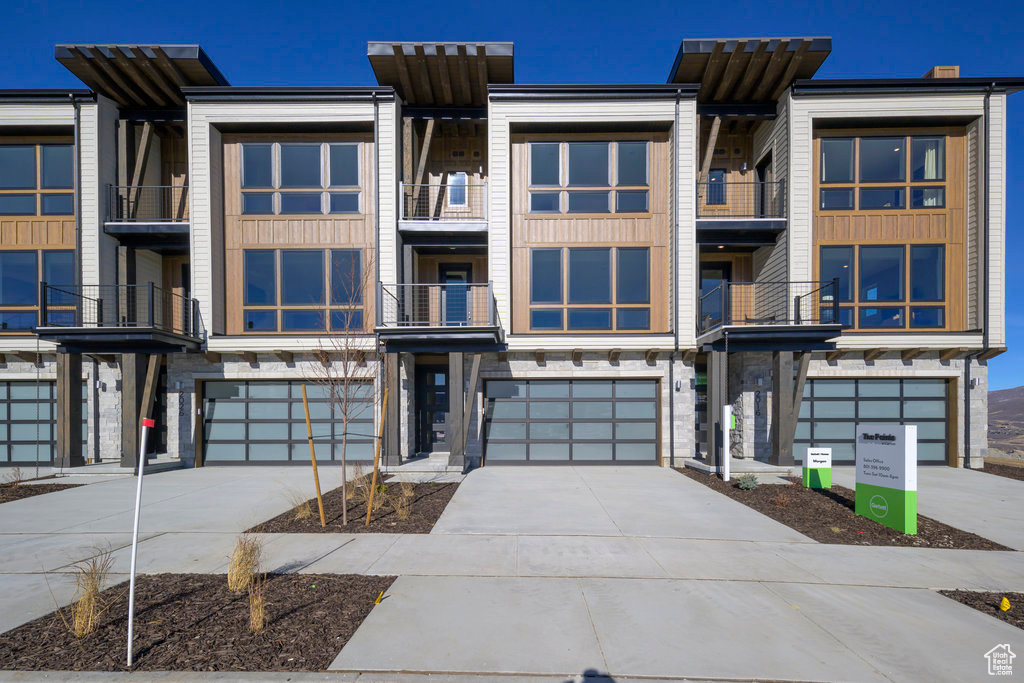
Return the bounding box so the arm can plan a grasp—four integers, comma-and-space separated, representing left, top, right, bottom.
126, 416, 154, 667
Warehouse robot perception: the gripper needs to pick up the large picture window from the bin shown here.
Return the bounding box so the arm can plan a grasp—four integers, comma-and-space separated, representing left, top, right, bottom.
242, 248, 364, 333
528, 140, 649, 215
819, 244, 945, 330
529, 247, 650, 331
818, 135, 946, 211
0, 144, 74, 216
0, 250, 74, 332
240, 142, 360, 216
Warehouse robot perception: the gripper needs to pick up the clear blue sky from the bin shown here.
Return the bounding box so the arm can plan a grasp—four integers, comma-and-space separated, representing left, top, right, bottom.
4, 0, 1023, 388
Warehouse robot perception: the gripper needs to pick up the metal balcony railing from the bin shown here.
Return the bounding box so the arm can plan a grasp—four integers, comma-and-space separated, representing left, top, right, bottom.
698, 279, 841, 335
400, 182, 486, 222
378, 282, 497, 328
108, 185, 189, 223
40, 282, 201, 339
696, 180, 786, 219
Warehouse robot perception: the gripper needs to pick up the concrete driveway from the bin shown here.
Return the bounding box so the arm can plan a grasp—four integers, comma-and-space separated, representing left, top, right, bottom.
431, 465, 811, 542
831, 465, 1024, 550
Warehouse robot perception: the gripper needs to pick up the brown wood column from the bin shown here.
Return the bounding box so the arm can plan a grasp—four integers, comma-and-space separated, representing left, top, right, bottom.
708, 350, 728, 470
771, 351, 795, 466
383, 353, 401, 466
447, 352, 464, 467
120, 353, 150, 467
55, 352, 84, 468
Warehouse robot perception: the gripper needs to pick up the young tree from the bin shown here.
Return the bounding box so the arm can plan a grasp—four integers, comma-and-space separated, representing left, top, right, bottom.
306, 249, 379, 525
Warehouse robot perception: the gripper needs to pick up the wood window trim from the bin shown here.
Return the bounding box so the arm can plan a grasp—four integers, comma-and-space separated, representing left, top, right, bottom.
231, 134, 369, 218
527, 247, 652, 333
0, 141, 75, 218
525, 137, 652, 218
240, 248, 366, 335
817, 243, 950, 332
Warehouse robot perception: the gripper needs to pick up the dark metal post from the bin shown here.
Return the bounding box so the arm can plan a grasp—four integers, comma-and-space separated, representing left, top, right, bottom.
192, 299, 199, 337
39, 281, 48, 327
487, 281, 494, 326
97, 299, 104, 328
147, 282, 154, 328
831, 277, 840, 325
794, 295, 802, 324
721, 283, 729, 325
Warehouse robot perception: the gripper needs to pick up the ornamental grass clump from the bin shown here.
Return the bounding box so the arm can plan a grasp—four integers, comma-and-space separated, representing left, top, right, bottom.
282, 487, 312, 521
227, 535, 262, 593
248, 573, 267, 633
62, 549, 115, 638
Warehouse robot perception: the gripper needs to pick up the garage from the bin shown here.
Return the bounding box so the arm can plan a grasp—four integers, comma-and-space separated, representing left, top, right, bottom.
202, 380, 375, 464
483, 379, 659, 464
0, 381, 87, 467
794, 378, 948, 465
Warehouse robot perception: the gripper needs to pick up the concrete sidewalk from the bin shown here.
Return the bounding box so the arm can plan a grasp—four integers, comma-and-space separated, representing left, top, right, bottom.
832, 465, 1024, 550
330, 575, 1022, 680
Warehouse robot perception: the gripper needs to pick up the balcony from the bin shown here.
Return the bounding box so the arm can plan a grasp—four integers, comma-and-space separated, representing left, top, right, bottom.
399, 182, 487, 240
696, 180, 786, 245
35, 283, 202, 353
104, 185, 190, 252
697, 279, 843, 351
376, 282, 503, 351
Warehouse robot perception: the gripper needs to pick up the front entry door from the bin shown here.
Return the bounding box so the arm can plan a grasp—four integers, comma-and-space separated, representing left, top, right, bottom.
700, 261, 732, 327
439, 263, 472, 326
416, 365, 449, 454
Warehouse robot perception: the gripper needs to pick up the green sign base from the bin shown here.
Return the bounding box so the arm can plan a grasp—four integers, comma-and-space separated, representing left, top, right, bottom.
802, 467, 831, 489
855, 482, 917, 534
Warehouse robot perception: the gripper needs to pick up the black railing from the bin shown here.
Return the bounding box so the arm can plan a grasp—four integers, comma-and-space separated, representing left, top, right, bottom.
40, 282, 201, 338
696, 180, 786, 219
378, 282, 497, 327
401, 182, 486, 222
698, 279, 841, 334
108, 185, 189, 223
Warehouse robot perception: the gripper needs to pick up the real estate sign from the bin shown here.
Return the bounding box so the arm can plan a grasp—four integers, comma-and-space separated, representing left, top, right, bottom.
802, 447, 832, 489
855, 424, 917, 534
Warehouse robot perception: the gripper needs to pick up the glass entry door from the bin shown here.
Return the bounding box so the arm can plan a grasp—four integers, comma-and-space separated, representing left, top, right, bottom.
700, 261, 732, 327
415, 365, 449, 454
439, 263, 471, 326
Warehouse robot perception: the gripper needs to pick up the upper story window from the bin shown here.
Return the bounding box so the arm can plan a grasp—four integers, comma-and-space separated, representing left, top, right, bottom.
241, 142, 360, 216
528, 140, 649, 215
241, 248, 364, 333
528, 246, 651, 332
819, 135, 946, 211
0, 250, 74, 332
0, 144, 74, 216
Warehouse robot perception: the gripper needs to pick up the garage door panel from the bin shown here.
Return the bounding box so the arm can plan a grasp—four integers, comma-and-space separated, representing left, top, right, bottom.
483, 379, 658, 464
795, 378, 947, 465
203, 379, 374, 465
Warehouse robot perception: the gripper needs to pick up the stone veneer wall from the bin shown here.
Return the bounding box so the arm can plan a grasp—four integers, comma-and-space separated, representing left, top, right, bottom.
727, 352, 772, 461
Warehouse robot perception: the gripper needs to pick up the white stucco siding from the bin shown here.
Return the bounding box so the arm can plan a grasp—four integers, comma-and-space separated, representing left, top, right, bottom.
376, 98, 399, 287
78, 96, 118, 289
987, 92, 1006, 347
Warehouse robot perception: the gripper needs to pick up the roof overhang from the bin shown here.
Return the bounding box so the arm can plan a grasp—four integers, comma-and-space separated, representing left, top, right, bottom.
368, 41, 513, 107
0, 89, 95, 104
668, 37, 832, 103
182, 86, 394, 103
55, 44, 228, 108
489, 84, 697, 101
792, 77, 1024, 96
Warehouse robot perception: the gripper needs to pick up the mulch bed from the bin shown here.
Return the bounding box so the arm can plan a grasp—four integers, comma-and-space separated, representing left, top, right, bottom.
0, 482, 82, 504
249, 475, 459, 534
677, 468, 1010, 550
0, 573, 394, 672
940, 590, 1024, 631
982, 462, 1024, 482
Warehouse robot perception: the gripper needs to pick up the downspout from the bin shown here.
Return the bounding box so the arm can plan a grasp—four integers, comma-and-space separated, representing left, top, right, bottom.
71, 94, 82, 288
964, 83, 996, 469
669, 89, 681, 467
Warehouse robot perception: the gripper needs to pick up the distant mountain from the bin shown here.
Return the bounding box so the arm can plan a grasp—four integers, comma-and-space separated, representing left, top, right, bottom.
988, 386, 1024, 456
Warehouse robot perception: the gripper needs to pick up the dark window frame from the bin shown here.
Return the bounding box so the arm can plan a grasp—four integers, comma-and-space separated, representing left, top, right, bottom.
0, 143, 75, 217
240, 141, 362, 217
526, 139, 650, 216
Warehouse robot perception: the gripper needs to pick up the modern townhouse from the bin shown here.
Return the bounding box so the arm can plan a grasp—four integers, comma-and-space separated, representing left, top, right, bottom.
0, 38, 1019, 475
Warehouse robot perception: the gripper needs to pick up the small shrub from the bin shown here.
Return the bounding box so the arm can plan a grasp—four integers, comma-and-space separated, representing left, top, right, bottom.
735, 474, 760, 491
227, 535, 262, 593
282, 487, 312, 521
66, 549, 114, 638
769, 491, 790, 508
345, 464, 367, 501
2, 467, 24, 487
392, 490, 412, 520
399, 480, 415, 500
248, 573, 267, 633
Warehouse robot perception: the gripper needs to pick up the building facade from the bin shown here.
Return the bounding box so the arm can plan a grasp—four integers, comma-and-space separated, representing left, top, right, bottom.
0, 39, 1018, 472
